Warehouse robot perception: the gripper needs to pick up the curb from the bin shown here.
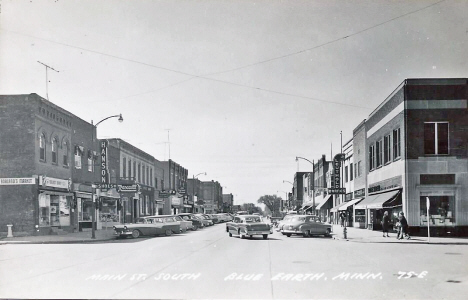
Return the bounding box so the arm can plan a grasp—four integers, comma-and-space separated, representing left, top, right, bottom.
0, 237, 116, 245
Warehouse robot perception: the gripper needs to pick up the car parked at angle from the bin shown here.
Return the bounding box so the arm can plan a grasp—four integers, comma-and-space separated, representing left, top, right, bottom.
207, 214, 219, 224
177, 213, 204, 230
149, 215, 191, 233
219, 213, 234, 222
113, 216, 180, 238
195, 214, 214, 226
226, 215, 273, 240
279, 215, 332, 238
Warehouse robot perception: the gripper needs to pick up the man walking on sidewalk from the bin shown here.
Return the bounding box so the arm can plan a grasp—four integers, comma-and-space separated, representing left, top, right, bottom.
382, 211, 390, 237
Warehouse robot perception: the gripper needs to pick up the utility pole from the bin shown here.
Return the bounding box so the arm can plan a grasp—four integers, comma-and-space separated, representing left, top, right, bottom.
165, 129, 172, 160
37, 61, 59, 101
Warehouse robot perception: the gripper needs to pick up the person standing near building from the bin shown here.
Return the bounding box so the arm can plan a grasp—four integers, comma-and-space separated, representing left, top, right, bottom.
398, 212, 410, 240
381, 211, 390, 237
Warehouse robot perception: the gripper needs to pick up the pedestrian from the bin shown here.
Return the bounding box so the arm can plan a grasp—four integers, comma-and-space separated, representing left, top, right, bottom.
381, 211, 390, 237
397, 212, 410, 240
340, 212, 345, 227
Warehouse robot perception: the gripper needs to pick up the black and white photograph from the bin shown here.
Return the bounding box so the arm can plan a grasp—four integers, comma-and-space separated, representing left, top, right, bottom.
0, 1, 467, 299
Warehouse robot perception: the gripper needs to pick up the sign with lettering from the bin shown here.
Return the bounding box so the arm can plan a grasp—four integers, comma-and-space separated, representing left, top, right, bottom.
0, 178, 36, 185
100, 140, 109, 184
40, 176, 71, 190
117, 184, 140, 193
158, 191, 170, 198
178, 188, 186, 194
328, 188, 346, 195
96, 183, 117, 190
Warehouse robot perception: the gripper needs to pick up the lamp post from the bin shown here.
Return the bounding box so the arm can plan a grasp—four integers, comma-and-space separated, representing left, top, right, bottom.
295, 156, 315, 215
192, 172, 206, 213
282, 180, 293, 211
91, 114, 123, 239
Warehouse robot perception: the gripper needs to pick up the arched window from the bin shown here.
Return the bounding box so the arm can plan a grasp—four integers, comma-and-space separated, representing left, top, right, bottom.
39, 133, 46, 161
63, 141, 69, 166
51, 137, 59, 164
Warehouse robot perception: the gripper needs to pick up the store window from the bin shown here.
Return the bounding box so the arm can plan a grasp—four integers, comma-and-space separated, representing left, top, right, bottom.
63, 141, 69, 166
420, 195, 455, 226
38, 193, 50, 226
51, 137, 58, 164
100, 199, 119, 222
39, 133, 46, 161
424, 122, 449, 155
393, 128, 401, 159
78, 199, 93, 221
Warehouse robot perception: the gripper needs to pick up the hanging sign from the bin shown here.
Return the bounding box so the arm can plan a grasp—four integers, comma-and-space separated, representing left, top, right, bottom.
100, 140, 109, 184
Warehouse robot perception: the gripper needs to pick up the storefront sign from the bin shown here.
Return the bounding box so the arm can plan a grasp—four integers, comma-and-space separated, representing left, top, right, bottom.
328, 187, 346, 194
178, 188, 186, 194
117, 184, 140, 193
0, 178, 36, 185
171, 196, 181, 206
354, 188, 365, 198
96, 183, 117, 190
100, 140, 109, 184
40, 176, 71, 190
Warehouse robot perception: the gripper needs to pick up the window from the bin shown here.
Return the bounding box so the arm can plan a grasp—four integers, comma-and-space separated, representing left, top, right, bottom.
350, 163, 353, 181
161, 179, 164, 190
424, 122, 449, 155
376, 139, 383, 168
122, 157, 126, 179
63, 141, 69, 166
345, 166, 349, 182
150, 169, 153, 187
128, 159, 132, 179
138, 163, 141, 183
358, 161, 362, 177
39, 133, 46, 161
384, 135, 391, 164
393, 128, 401, 159
142, 165, 145, 184
369, 145, 375, 171
51, 137, 58, 164
87, 150, 93, 172
420, 195, 455, 225
133, 162, 136, 181
74, 146, 82, 169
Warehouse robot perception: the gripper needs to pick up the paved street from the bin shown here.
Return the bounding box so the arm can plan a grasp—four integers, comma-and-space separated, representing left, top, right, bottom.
1, 224, 467, 299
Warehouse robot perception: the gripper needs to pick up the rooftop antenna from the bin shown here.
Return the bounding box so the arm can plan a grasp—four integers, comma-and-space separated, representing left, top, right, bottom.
37, 61, 59, 101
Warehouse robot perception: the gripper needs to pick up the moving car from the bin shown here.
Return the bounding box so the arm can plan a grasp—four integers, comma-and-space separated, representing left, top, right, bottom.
177, 213, 204, 230
279, 215, 332, 237
226, 215, 273, 239
113, 216, 180, 238
275, 214, 296, 231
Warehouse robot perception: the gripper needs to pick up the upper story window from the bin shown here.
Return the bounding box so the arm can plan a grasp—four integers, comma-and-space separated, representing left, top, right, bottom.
376, 139, 383, 168
384, 135, 391, 164
128, 159, 132, 180
133, 162, 137, 181
345, 166, 349, 182
142, 165, 146, 185
138, 163, 141, 183
369, 144, 375, 171
357, 161, 362, 177
87, 150, 93, 172
74, 146, 82, 169
393, 128, 401, 159
51, 137, 58, 164
424, 122, 449, 155
150, 169, 153, 187
63, 141, 69, 167
349, 163, 353, 181
122, 157, 127, 179
39, 133, 46, 161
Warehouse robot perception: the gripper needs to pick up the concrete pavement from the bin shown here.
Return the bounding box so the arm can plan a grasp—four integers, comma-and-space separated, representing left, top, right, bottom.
331, 224, 468, 245
2, 223, 468, 245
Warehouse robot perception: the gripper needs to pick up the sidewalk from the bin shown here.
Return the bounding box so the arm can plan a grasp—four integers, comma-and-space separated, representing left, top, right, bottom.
331, 224, 468, 245
0, 228, 117, 244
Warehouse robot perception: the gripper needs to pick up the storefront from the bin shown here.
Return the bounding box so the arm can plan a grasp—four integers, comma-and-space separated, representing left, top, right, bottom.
315, 195, 332, 223
98, 188, 121, 228
354, 189, 402, 231
417, 186, 458, 235
338, 198, 363, 227
37, 176, 74, 234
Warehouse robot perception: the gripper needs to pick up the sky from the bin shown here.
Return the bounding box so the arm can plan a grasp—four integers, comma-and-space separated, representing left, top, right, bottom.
1, 0, 467, 205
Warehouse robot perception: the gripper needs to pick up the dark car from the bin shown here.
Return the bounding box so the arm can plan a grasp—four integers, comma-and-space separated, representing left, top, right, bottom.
226, 215, 273, 239
177, 213, 204, 230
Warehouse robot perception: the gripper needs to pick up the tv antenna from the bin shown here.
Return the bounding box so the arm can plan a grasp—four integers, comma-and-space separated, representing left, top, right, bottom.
37, 61, 59, 101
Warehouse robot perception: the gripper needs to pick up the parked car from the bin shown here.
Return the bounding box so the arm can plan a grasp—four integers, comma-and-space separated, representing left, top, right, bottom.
113, 216, 180, 238
218, 213, 233, 222
195, 214, 213, 226
148, 215, 189, 233
279, 215, 332, 237
275, 214, 296, 231
226, 215, 273, 239
173, 215, 193, 232
208, 214, 219, 224
177, 213, 204, 230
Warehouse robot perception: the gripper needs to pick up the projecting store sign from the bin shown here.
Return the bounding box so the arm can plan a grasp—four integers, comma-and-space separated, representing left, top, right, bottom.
0, 178, 36, 185
100, 140, 109, 184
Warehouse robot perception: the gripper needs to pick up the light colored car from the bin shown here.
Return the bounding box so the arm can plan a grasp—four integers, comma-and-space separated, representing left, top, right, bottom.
275, 214, 296, 231
113, 216, 180, 238
151, 215, 192, 233
173, 215, 192, 232
279, 215, 332, 237
178, 213, 204, 230
226, 215, 273, 240
195, 214, 213, 226
148, 215, 184, 234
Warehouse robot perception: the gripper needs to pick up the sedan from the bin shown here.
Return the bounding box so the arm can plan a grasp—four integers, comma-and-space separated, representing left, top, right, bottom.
279, 215, 332, 237
177, 213, 204, 230
226, 215, 273, 239
113, 217, 179, 238
195, 214, 213, 227
148, 215, 185, 234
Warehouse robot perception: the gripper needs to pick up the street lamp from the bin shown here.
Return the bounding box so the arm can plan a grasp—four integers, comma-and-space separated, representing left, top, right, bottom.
295, 156, 315, 215
91, 114, 123, 239
192, 172, 206, 213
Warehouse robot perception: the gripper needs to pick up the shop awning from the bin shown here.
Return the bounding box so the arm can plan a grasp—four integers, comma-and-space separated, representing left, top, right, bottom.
354, 190, 400, 209
315, 195, 332, 210
338, 198, 364, 211
330, 202, 347, 213
301, 199, 321, 209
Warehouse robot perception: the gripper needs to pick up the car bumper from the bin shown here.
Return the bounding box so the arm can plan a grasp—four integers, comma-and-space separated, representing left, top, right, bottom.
280, 229, 302, 234
114, 231, 132, 236
245, 230, 273, 235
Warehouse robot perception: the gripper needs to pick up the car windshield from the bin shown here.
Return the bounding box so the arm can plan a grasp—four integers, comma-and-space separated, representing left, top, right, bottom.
244, 217, 261, 223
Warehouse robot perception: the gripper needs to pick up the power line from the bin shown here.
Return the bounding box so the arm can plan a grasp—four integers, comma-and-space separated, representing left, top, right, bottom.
202, 0, 447, 77
37, 61, 59, 101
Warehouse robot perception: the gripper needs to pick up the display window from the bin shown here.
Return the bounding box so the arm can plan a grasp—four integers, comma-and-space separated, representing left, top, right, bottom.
39, 193, 51, 226
99, 198, 120, 222
420, 196, 455, 226
79, 199, 93, 221
38, 194, 71, 227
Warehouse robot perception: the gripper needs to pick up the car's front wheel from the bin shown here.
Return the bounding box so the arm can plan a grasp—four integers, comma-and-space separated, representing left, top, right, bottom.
229, 232, 232, 237
303, 230, 310, 238
131, 230, 140, 238
325, 228, 331, 237
263, 234, 268, 240
239, 230, 245, 239
165, 229, 172, 236
192, 225, 198, 231
286, 233, 291, 237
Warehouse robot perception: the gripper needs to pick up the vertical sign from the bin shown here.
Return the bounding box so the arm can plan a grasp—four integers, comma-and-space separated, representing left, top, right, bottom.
426, 197, 430, 243
100, 140, 109, 184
